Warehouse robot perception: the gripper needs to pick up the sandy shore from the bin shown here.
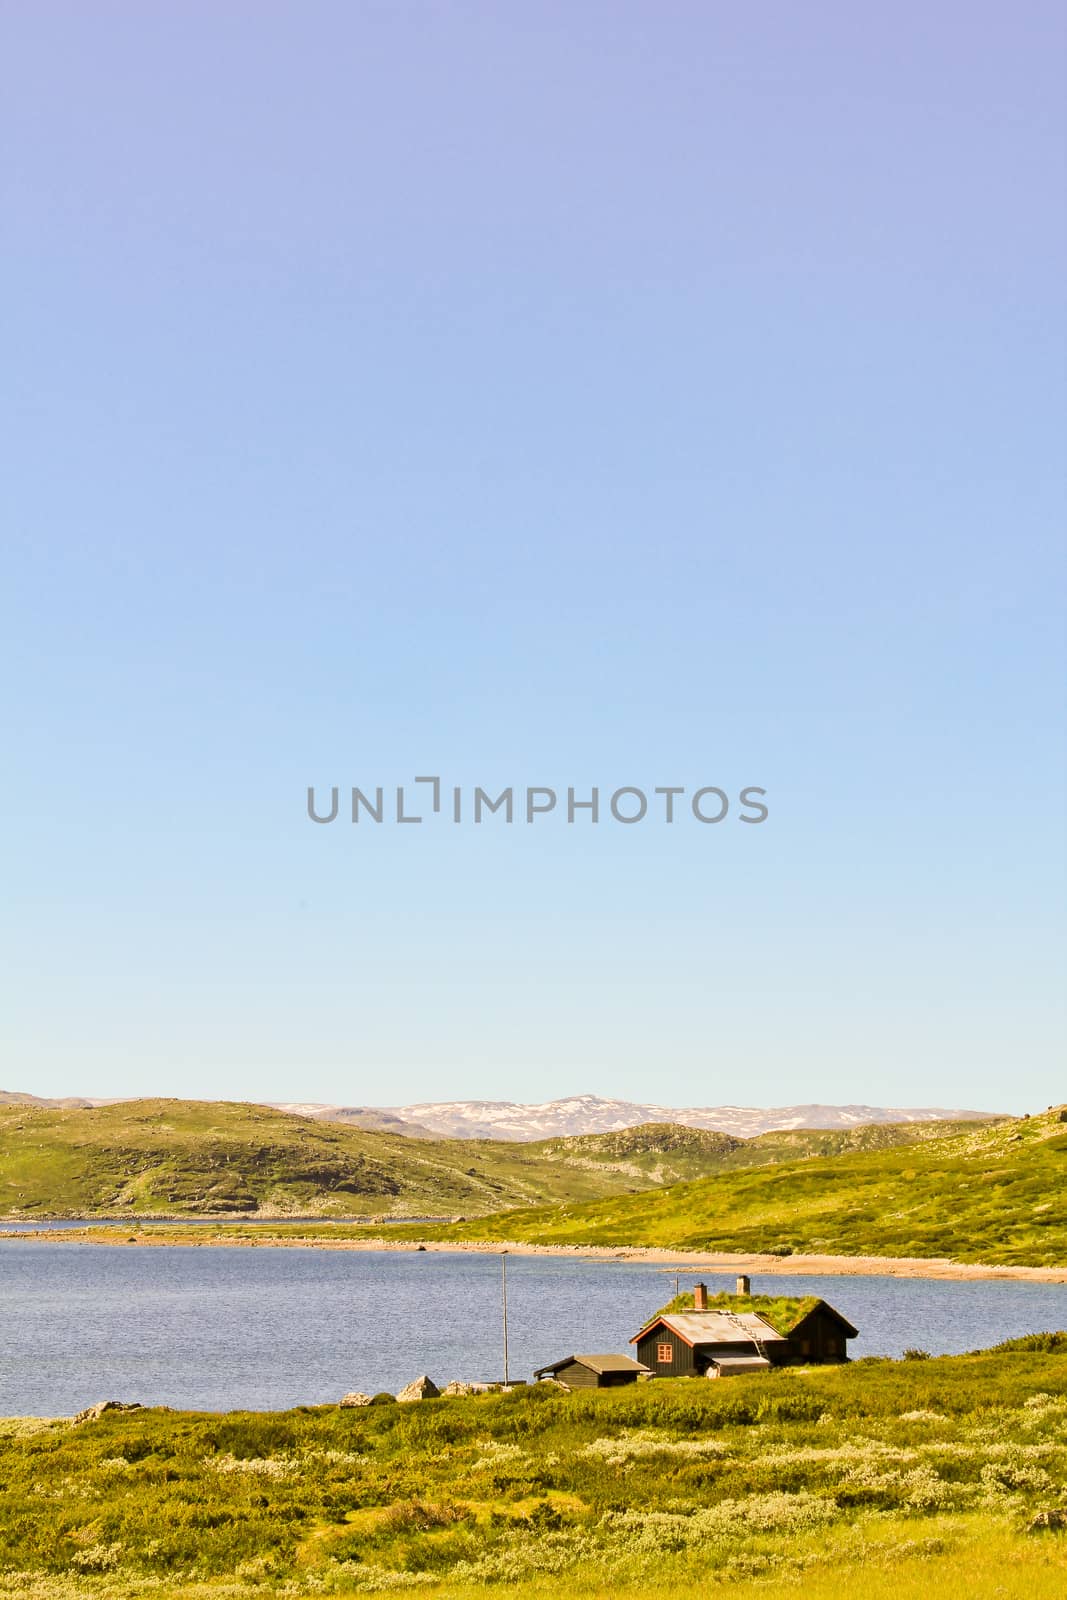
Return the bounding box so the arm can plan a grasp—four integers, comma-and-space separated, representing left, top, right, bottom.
3, 1229, 1065, 1282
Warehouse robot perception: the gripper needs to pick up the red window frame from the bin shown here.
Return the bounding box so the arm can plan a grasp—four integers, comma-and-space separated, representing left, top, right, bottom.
656, 1341, 672, 1363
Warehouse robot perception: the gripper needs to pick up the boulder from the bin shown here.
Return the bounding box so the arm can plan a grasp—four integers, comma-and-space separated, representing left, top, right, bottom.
72, 1401, 143, 1426
339, 1392, 373, 1408
397, 1375, 440, 1402
1027, 1509, 1067, 1534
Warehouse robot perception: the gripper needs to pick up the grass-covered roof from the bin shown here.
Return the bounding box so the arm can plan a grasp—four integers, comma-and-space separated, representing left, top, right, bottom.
653, 1290, 824, 1335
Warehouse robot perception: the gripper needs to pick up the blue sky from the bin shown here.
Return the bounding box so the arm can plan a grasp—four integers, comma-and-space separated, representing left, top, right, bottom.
2, 2, 1064, 1112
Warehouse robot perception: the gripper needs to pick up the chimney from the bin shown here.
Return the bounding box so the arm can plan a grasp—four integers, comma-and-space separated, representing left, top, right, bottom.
693, 1282, 708, 1310
736, 1275, 751, 1296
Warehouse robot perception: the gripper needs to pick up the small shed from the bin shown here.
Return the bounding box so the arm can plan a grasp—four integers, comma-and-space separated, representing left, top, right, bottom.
534, 1354, 651, 1390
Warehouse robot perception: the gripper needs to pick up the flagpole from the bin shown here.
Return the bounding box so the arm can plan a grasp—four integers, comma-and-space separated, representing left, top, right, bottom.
501, 1251, 510, 1386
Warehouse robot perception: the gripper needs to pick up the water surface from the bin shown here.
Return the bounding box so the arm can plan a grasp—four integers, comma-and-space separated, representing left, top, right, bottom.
2, 1242, 1063, 1415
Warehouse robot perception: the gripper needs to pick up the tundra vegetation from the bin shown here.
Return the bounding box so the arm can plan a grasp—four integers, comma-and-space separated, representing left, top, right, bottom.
1, 1340, 1066, 1599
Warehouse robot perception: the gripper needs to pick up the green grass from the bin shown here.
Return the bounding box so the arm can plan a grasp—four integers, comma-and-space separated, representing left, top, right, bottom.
357, 1106, 1067, 1267
1, 1347, 1065, 1596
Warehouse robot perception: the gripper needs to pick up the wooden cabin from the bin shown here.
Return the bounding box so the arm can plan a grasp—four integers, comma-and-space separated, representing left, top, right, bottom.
632, 1280, 858, 1376
534, 1353, 651, 1390
632, 1309, 782, 1377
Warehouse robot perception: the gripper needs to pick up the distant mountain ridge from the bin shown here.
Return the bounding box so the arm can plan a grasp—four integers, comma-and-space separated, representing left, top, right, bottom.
3, 1089, 1002, 1142
284, 1093, 1003, 1142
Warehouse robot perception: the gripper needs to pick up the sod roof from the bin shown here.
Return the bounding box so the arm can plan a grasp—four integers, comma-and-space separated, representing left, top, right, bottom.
651, 1290, 827, 1336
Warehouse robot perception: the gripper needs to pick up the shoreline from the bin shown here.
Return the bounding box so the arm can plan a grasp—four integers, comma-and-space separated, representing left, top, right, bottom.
3, 1228, 1065, 1282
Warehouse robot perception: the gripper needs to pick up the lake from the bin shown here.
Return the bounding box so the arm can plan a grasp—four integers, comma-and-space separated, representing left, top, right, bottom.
2, 1242, 1064, 1415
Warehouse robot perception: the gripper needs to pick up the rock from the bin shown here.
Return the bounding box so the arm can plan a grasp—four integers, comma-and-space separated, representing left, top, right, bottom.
397, 1375, 440, 1402
441, 1381, 478, 1397
1027, 1509, 1067, 1534
72, 1401, 143, 1426
339, 1392, 373, 1408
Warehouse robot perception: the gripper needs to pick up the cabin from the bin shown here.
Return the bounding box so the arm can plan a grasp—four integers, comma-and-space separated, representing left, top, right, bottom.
534, 1354, 651, 1390
632, 1307, 783, 1377
632, 1279, 858, 1376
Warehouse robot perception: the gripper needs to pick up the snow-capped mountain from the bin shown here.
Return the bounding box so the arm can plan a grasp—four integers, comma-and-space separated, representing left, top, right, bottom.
4, 1089, 1002, 1143
352, 1094, 999, 1142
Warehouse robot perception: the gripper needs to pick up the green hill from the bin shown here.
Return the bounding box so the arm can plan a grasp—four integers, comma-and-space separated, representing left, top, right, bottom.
0, 1101, 775, 1220
391, 1107, 1067, 1266
0, 1100, 1047, 1260
713, 1118, 1002, 1165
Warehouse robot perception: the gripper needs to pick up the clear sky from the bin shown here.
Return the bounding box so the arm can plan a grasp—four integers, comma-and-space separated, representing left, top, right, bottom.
2, 3, 1064, 1113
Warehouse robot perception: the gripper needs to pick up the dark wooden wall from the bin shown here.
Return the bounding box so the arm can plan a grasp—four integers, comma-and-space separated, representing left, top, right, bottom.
554, 1362, 601, 1388
784, 1308, 850, 1363
635, 1330, 697, 1377
552, 1363, 643, 1389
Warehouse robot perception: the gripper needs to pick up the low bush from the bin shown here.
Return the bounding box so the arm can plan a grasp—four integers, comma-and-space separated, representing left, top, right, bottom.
1, 1346, 1066, 1595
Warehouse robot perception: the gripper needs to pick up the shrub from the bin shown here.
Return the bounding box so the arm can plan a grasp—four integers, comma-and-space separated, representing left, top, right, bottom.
977, 1331, 1067, 1356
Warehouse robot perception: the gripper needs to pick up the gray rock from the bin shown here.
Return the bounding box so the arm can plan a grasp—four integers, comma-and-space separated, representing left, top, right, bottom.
72, 1400, 143, 1425
1027, 1509, 1067, 1534
397, 1375, 440, 1402
339, 1392, 373, 1408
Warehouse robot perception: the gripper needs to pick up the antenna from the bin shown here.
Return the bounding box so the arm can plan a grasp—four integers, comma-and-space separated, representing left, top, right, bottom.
501, 1252, 510, 1386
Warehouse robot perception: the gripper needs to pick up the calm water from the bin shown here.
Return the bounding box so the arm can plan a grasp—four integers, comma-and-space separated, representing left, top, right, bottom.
1, 1242, 1064, 1416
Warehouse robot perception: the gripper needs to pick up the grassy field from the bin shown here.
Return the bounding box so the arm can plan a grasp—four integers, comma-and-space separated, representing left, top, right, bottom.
1, 1341, 1065, 1597
355, 1106, 1067, 1268
0, 1099, 999, 1223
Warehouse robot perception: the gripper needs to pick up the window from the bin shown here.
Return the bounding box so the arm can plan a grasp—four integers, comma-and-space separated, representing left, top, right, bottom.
656, 1342, 672, 1363
799, 1340, 811, 1356
827, 1337, 840, 1355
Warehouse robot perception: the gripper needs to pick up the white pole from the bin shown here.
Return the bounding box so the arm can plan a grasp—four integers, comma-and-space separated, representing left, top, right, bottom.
501, 1252, 510, 1386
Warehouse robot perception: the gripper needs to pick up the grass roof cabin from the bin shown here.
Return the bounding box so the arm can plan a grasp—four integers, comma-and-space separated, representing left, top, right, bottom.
633, 1277, 858, 1377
